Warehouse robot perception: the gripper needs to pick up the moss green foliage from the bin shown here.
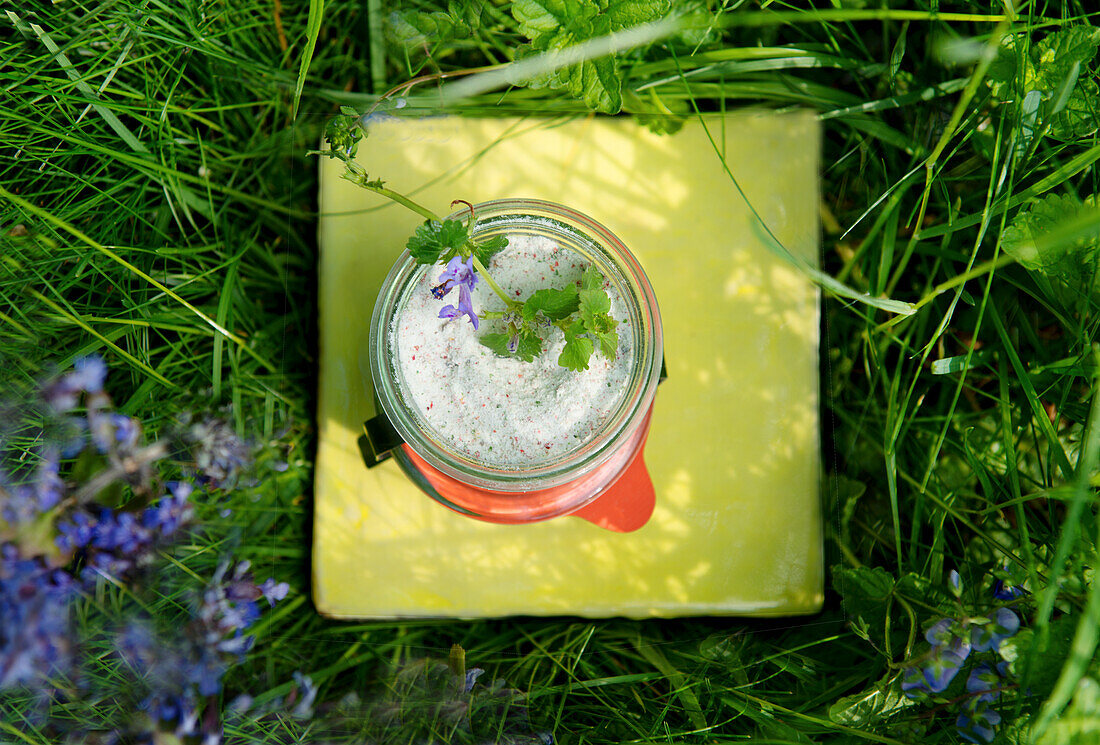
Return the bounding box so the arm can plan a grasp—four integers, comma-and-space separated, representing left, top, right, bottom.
3, 0, 1100, 742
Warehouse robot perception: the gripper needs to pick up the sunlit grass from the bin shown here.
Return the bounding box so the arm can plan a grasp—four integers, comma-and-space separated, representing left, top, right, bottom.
2, 0, 1100, 742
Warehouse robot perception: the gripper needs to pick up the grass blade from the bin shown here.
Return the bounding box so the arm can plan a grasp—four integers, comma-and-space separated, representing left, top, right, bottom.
293, 0, 325, 118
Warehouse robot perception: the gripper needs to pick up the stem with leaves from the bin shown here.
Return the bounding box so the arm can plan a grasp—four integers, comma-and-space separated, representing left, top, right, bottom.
312, 107, 619, 371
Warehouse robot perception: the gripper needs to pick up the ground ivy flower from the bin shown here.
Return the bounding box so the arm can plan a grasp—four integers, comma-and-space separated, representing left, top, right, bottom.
434, 255, 479, 329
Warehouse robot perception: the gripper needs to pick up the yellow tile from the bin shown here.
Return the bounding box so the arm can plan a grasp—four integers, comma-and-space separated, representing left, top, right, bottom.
314, 113, 822, 618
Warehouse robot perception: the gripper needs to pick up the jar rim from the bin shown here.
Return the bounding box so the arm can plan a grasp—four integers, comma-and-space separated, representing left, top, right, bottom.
369, 198, 663, 492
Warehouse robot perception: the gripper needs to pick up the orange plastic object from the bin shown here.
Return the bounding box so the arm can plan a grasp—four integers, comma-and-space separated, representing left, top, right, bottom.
399, 408, 655, 533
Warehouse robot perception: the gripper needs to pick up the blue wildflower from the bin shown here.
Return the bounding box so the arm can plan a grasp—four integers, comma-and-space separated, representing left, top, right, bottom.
259, 577, 289, 606
922, 646, 968, 692
971, 607, 1020, 652
925, 618, 955, 647
55, 510, 96, 552
434, 256, 479, 329
289, 671, 318, 719
993, 578, 1025, 600
957, 702, 1002, 744
463, 667, 485, 692
43, 354, 107, 411
184, 418, 251, 488
58, 482, 195, 584
965, 662, 1006, 703
901, 665, 931, 698
926, 618, 972, 660
90, 411, 141, 454
140, 481, 195, 537
1, 448, 64, 527
0, 543, 77, 689
114, 560, 289, 742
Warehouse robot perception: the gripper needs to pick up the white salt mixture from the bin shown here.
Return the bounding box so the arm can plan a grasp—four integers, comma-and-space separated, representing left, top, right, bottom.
391, 234, 634, 468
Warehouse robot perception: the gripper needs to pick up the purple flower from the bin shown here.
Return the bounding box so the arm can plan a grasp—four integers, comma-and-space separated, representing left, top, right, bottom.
56, 511, 96, 552
971, 608, 1020, 652
434, 256, 479, 329
925, 618, 955, 647
1, 449, 64, 527
90, 412, 141, 453
259, 578, 289, 606
957, 703, 1002, 743
60, 482, 195, 584
71, 355, 107, 394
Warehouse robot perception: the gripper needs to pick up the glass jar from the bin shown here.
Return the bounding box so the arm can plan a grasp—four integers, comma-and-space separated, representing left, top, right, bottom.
368, 199, 662, 523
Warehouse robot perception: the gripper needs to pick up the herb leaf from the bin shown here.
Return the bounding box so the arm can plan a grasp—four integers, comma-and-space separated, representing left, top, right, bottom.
508, 0, 672, 114
472, 235, 509, 266
827, 678, 917, 727
579, 287, 611, 324
581, 264, 603, 291
479, 333, 512, 357
479, 329, 543, 362
1002, 194, 1098, 272
1001, 193, 1100, 303
389, 1, 482, 47
514, 329, 543, 362
988, 27, 1100, 142
406, 219, 469, 264
558, 333, 594, 371
597, 329, 619, 359
522, 285, 580, 322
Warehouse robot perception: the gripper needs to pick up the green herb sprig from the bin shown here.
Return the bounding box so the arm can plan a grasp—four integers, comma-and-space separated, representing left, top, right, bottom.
313, 109, 619, 371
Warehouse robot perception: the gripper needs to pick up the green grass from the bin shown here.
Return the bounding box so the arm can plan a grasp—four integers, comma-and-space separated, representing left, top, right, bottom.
3, 0, 1100, 742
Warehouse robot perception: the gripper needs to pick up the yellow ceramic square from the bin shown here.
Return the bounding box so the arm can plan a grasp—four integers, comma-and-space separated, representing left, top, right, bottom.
314, 112, 823, 618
